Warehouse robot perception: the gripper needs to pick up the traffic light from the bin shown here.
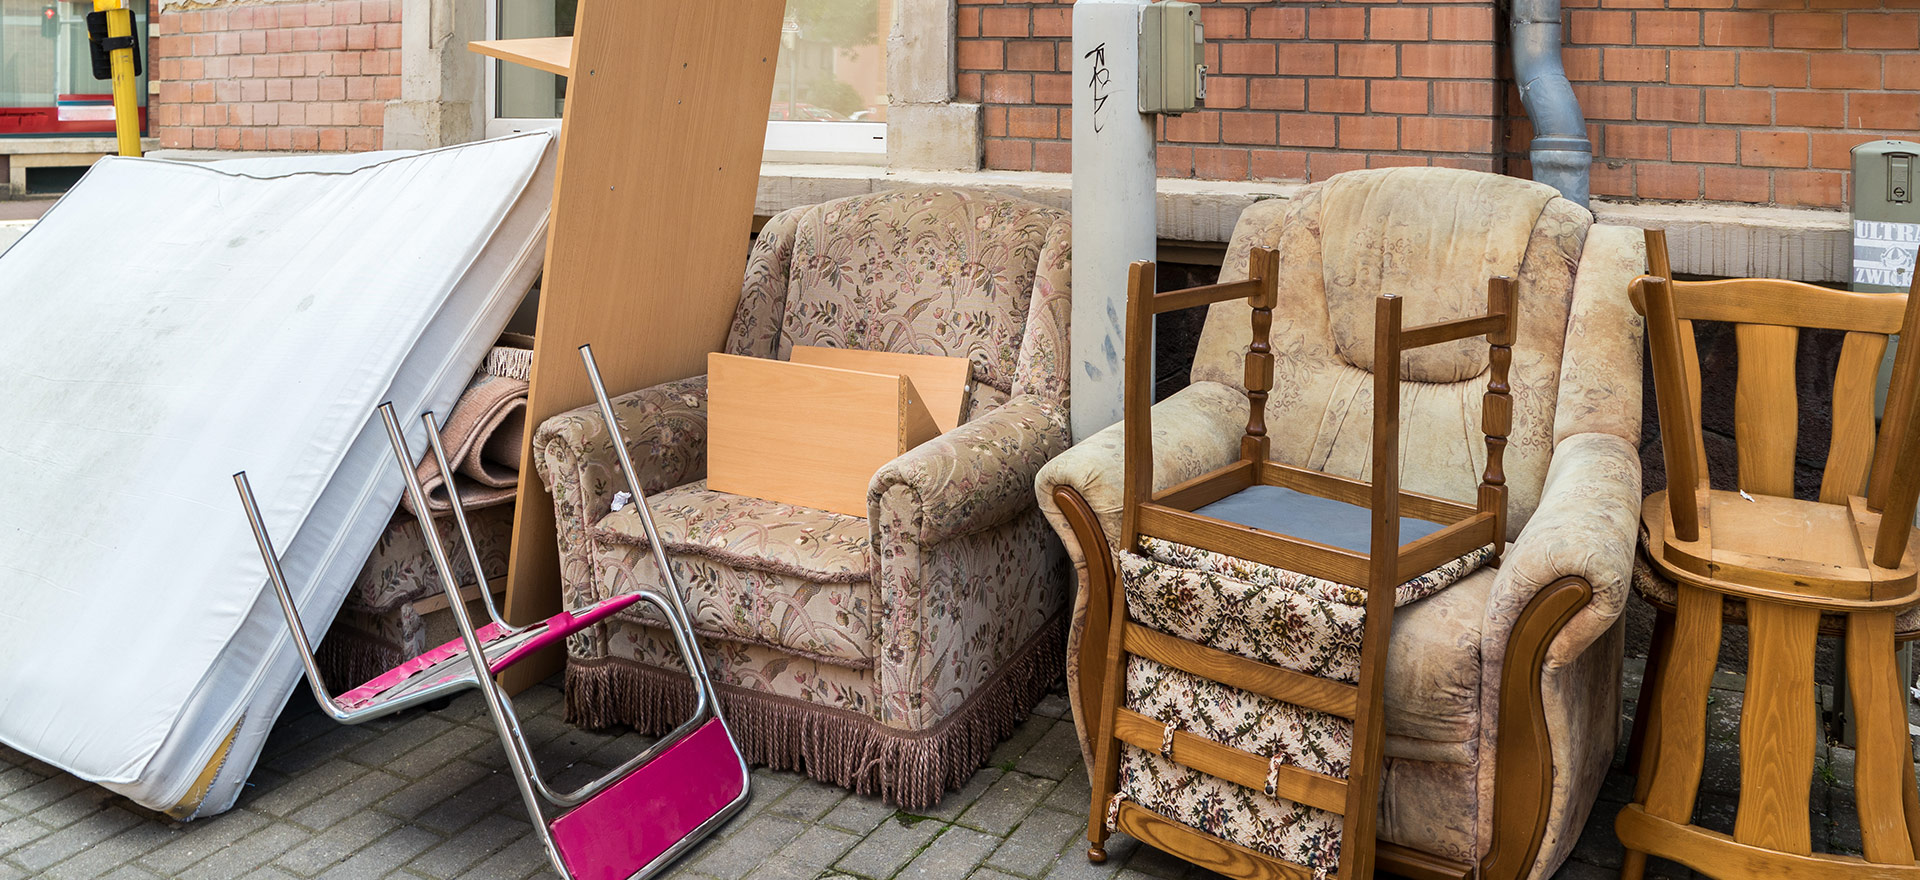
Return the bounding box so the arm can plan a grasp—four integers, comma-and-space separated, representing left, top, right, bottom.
42, 4, 58, 38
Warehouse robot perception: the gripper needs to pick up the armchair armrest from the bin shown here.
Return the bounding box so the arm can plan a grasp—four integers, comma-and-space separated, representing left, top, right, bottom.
1484, 430, 1642, 672
868, 393, 1070, 546
1553, 223, 1647, 447
1035, 380, 1251, 551
531, 375, 710, 591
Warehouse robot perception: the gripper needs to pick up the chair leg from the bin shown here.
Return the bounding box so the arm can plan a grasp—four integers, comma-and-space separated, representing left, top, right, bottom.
1088, 579, 1131, 863
1618, 849, 1648, 880
1626, 605, 1675, 785
1847, 612, 1918, 865
1619, 587, 1723, 880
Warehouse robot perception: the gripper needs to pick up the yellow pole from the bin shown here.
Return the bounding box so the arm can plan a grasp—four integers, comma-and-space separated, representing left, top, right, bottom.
92, 0, 141, 157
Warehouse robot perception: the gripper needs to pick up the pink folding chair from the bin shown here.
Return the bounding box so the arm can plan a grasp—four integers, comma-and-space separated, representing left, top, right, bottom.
233, 344, 749, 880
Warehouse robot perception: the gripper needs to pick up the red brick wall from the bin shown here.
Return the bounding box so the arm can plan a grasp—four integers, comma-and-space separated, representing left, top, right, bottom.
959, 0, 1505, 181
963, 0, 1919, 209
1559, 1, 1920, 208
150, 0, 401, 152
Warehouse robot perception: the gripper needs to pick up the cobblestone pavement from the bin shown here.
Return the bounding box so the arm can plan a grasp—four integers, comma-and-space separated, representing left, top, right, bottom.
0, 661, 1883, 880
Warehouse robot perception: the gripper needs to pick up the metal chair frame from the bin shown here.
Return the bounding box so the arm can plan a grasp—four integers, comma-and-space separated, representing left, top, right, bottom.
234, 344, 749, 880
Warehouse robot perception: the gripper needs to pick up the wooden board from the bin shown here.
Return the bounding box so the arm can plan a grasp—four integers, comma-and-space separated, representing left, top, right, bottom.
706, 354, 939, 517
468, 37, 573, 76
492, 0, 786, 691
789, 346, 972, 434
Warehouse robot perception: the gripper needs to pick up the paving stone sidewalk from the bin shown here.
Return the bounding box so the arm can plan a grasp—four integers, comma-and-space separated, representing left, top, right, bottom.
0, 663, 1881, 880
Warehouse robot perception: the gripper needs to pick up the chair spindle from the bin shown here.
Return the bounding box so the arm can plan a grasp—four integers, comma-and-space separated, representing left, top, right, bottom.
1242, 249, 1278, 463
1482, 276, 1516, 558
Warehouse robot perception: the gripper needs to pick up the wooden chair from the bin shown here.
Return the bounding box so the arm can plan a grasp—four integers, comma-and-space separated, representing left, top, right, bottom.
1086, 246, 1515, 879
1616, 235, 1920, 879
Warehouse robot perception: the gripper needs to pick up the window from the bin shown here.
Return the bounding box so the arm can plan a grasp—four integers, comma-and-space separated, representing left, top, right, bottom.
0, 0, 149, 137
486, 0, 885, 159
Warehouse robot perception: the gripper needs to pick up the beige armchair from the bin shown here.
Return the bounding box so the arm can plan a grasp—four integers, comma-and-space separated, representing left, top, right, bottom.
1037, 167, 1646, 880
533, 188, 1073, 808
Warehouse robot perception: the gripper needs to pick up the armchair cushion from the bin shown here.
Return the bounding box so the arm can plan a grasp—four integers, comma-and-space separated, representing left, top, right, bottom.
1123, 535, 1494, 755
590, 482, 876, 665
780, 189, 1069, 397
1190, 171, 1594, 540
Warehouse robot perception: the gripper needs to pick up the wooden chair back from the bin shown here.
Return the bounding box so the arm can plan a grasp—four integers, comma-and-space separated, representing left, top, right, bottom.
1637, 229, 1920, 569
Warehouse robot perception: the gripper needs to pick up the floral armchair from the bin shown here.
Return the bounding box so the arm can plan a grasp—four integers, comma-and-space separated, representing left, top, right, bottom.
1036, 168, 1646, 880
534, 188, 1073, 808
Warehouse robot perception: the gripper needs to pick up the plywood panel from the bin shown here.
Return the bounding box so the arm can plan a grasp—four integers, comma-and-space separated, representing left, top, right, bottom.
706, 354, 938, 517
788, 346, 971, 433
495, 0, 786, 689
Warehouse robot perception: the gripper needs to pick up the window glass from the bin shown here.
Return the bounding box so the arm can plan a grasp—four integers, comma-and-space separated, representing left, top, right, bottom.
0, 0, 149, 134
772, 0, 885, 124
493, 0, 885, 126
495, 0, 572, 119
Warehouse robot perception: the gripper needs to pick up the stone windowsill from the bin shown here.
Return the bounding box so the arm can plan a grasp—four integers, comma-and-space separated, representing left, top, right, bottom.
757, 162, 1856, 284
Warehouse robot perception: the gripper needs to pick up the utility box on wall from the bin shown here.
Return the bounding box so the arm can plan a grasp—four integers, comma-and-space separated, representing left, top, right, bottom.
1138, 1, 1204, 115
1852, 140, 1920, 415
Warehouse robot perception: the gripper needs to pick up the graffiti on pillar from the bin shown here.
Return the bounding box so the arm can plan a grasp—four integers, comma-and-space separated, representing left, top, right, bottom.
1085, 42, 1111, 133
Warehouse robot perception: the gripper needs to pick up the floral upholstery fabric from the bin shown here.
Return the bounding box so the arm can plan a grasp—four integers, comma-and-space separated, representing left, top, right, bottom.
347, 506, 515, 612
534, 189, 1074, 801
1191, 171, 1590, 539
779, 189, 1071, 397
1122, 537, 1490, 682
1036, 167, 1646, 880
316, 504, 515, 689
590, 481, 876, 665
1115, 536, 1489, 876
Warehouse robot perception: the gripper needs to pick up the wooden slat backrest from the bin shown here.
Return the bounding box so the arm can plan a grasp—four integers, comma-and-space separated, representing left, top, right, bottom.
1638, 229, 1920, 563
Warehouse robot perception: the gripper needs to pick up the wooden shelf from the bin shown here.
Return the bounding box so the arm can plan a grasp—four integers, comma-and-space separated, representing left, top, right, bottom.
475, 0, 787, 693
469, 37, 573, 77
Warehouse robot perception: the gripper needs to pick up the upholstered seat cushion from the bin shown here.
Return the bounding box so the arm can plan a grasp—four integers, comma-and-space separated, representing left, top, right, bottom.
1195, 484, 1449, 552
591, 481, 877, 665
1114, 537, 1495, 871
1119, 536, 1495, 757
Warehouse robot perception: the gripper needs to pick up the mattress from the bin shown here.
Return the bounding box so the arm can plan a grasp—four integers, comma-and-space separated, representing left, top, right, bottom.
0, 132, 557, 817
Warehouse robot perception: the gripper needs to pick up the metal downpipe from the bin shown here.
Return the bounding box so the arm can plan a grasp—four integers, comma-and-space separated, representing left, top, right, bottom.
1511, 0, 1592, 207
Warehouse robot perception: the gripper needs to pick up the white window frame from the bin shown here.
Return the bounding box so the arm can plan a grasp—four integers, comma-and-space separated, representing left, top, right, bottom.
482, 0, 886, 161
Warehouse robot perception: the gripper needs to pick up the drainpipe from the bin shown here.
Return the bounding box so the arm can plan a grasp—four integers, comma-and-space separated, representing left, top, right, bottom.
1511, 0, 1592, 208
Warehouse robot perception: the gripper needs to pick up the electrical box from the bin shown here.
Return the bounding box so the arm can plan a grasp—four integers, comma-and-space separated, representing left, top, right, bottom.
1139, 1, 1204, 115
1852, 140, 1920, 415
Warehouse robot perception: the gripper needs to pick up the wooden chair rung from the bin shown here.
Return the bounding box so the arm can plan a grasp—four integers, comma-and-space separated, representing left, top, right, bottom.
1113, 708, 1349, 813
1397, 512, 1500, 576
1400, 313, 1508, 350
1153, 461, 1259, 512
1136, 503, 1372, 587
1152, 278, 1268, 315
1111, 801, 1317, 880
1124, 623, 1360, 718
1259, 461, 1478, 525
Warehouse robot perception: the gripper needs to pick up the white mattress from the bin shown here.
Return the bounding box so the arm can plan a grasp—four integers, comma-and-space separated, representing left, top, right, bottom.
0, 132, 556, 816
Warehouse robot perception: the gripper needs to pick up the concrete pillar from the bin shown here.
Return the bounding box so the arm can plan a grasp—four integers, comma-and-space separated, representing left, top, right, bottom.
887, 0, 980, 170
1070, 0, 1156, 441
383, 0, 485, 149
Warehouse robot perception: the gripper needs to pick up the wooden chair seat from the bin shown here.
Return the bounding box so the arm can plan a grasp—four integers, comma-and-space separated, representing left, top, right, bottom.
1630, 551, 1920, 640
1642, 489, 1920, 609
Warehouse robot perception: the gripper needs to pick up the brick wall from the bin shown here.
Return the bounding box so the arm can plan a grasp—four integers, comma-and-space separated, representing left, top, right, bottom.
959, 0, 1507, 180
962, 0, 1919, 209
150, 0, 401, 152
1559, 1, 1920, 209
